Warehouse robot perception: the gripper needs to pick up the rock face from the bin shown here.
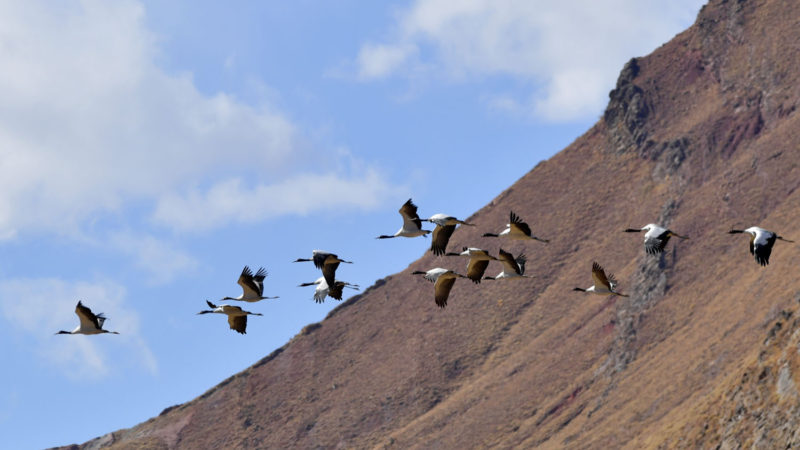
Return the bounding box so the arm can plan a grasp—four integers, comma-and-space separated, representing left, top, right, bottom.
58, 0, 800, 448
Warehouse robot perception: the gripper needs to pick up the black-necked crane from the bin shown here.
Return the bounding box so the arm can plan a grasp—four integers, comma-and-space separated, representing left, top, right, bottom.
573, 262, 629, 297
377, 199, 431, 239
293, 250, 353, 287
222, 266, 279, 302
483, 211, 548, 243
411, 267, 466, 308
423, 213, 475, 256
55, 301, 119, 335
445, 247, 497, 283
197, 300, 262, 334
624, 224, 688, 254
298, 277, 360, 303
728, 226, 794, 266
483, 248, 531, 280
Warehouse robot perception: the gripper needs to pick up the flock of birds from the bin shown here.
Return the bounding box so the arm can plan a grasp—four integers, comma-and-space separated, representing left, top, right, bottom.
55, 199, 794, 335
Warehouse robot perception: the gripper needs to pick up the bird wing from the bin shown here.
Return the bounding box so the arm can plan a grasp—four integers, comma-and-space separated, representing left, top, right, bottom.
434, 277, 457, 308
75, 301, 101, 330
252, 267, 267, 296
644, 230, 671, 254
754, 234, 776, 266
591, 262, 612, 291
399, 199, 423, 231
328, 282, 345, 301
466, 258, 490, 283
237, 266, 263, 297
497, 248, 518, 274
515, 254, 527, 275
206, 299, 218, 309
431, 224, 457, 256
312, 281, 329, 303
607, 272, 619, 291
228, 315, 248, 334
321, 261, 340, 287
509, 211, 532, 237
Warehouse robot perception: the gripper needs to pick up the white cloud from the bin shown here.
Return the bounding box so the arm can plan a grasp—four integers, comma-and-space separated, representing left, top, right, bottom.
108, 231, 198, 285
0, 278, 157, 379
0, 0, 398, 238
354, 0, 706, 121
153, 165, 400, 232
357, 43, 417, 80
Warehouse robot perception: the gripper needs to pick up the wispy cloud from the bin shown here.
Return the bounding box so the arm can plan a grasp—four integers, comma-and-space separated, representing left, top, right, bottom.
352, 0, 705, 121
0, 278, 157, 379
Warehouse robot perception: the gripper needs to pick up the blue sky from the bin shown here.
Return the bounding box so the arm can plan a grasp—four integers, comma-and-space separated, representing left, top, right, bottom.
0, 1, 705, 448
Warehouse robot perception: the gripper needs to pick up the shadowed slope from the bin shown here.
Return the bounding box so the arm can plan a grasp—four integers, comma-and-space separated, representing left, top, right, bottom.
59, 0, 800, 448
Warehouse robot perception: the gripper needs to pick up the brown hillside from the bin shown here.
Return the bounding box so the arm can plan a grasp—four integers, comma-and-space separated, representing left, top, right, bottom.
60, 0, 800, 448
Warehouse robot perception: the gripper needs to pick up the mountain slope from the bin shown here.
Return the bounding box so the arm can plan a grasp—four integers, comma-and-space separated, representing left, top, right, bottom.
61, 0, 800, 448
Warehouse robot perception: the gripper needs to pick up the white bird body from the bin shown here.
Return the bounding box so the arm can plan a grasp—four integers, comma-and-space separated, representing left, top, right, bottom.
412, 267, 465, 308
424, 213, 473, 227
729, 226, 794, 266
624, 223, 688, 254
378, 199, 431, 239
56, 301, 119, 335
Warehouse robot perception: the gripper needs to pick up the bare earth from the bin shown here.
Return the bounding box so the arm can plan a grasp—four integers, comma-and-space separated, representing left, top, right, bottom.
56, 0, 800, 448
